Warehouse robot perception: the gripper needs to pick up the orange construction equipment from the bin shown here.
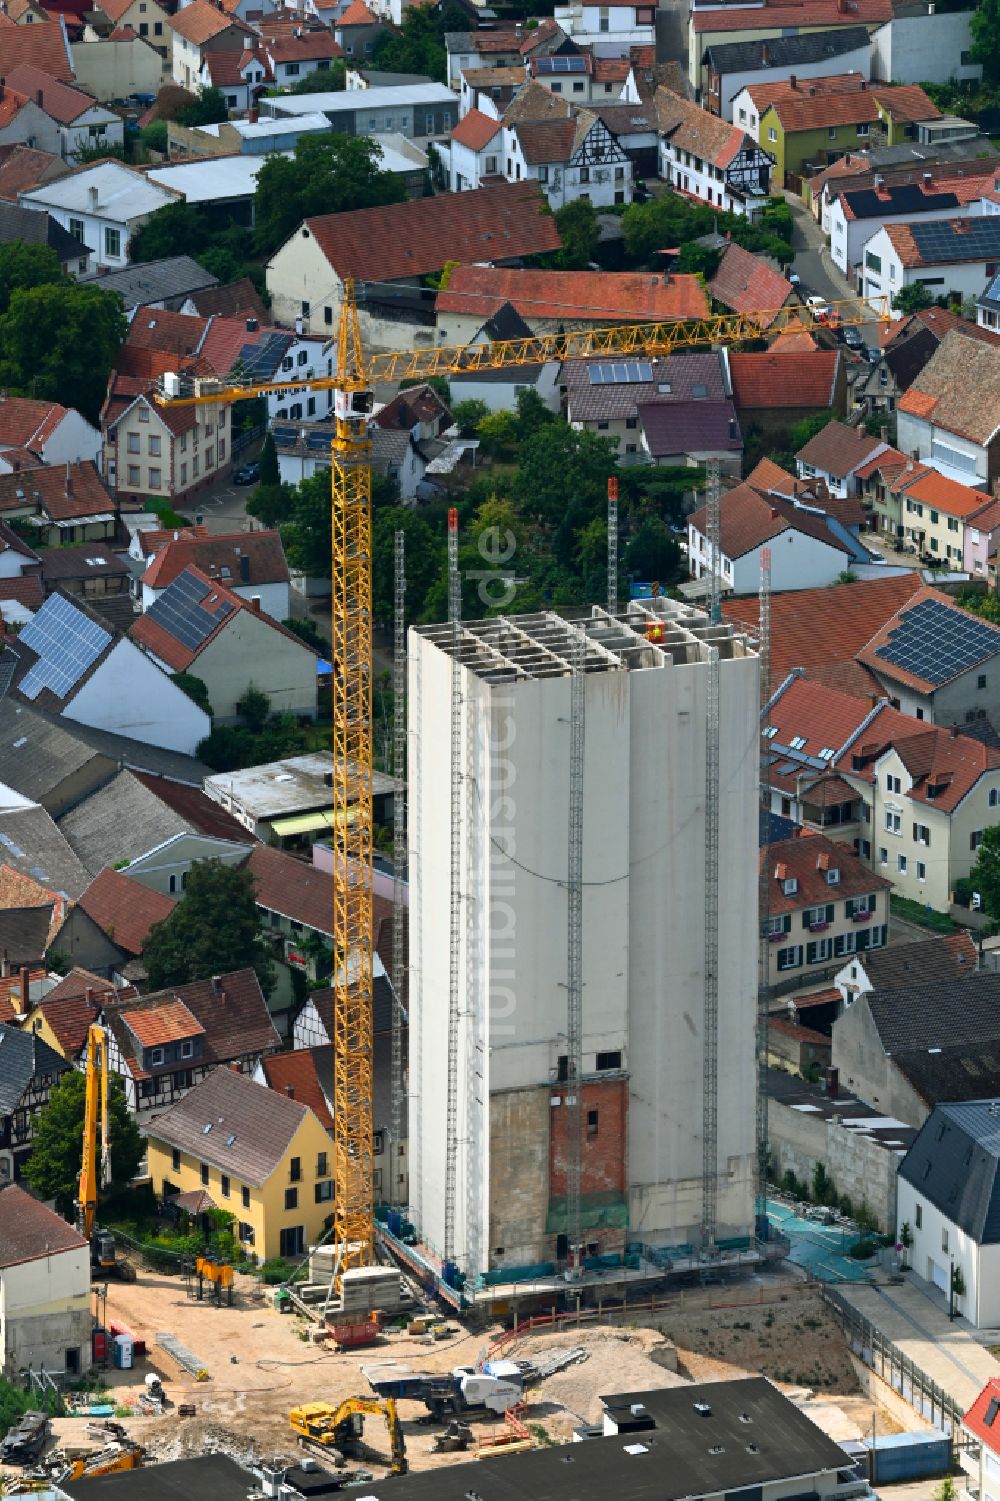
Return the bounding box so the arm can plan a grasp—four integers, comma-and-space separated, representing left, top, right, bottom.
194, 1255, 234, 1305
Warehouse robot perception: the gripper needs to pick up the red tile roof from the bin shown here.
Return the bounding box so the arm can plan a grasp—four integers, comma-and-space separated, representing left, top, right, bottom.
127, 307, 207, 356
102, 968, 280, 1078
901, 468, 993, 520
137, 523, 209, 558
263, 29, 341, 60
0, 22, 74, 81
694, 0, 891, 30
723, 572, 924, 683
143, 529, 289, 590
897, 329, 1000, 446
963, 1380, 1000, 1456
3, 65, 96, 124
0, 1184, 87, 1267
302, 181, 562, 284
0, 397, 73, 453
729, 349, 841, 410
0, 143, 67, 201
33, 987, 102, 1055
0, 967, 47, 1026
131, 771, 255, 844
690, 481, 849, 560
77, 867, 177, 956
186, 278, 268, 323
0, 460, 114, 522
122, 998, 205, 1047
169, 0, 252, 44
0, 575, 44, 612
437, 263, 709, 322
131, 564, 310, 671
260, 1048, 334, 1130
655, 86, 747, 170
707, 241, 793, 328
763, 832, 890, 916
338, 0, 378, 21
246, 845, 332, 936
0, 89, 30, 130
767, 673, 873, 761
796, 418, 886, 477
858, 586, 1000, 693
450, 107, 502, 151
840, 703, 1000, 813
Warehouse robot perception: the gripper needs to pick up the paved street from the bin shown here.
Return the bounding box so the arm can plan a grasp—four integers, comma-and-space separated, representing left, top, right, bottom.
840, 1277, 1000, 1412
785, 191, 885, 346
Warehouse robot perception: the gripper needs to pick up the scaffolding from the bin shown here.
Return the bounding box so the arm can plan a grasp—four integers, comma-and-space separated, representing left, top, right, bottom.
701, 640, 721, 1252
391, 531, 406, 1162
565, 620, 586, 1264
607, 477, 619, 618
755, 546, 772, 1230
704, 460, 722, 626
444, 508, 462, 1266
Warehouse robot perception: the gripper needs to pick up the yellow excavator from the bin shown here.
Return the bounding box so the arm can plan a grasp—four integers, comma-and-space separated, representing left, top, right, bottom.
60, 1438, 145, 1482
289, 1398, 407, 1475
76, 1023, 134, 1280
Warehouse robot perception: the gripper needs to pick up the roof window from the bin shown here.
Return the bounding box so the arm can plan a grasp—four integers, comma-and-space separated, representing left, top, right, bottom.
789, 735, 806, 750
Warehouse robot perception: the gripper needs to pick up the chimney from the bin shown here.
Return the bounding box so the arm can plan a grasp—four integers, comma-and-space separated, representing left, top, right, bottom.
285, 1084, 295, 1098
789, 73, 796, 90
825, 1066, 839, 1098
212, 974, 222, 994
85, 987, 94, 1005
173, 529, 179, 541
239, 553, 250, 583
761, 41, 769, 64
65, 461, 72, 495
195, 512, 204, 526
950, 725, 959, 737
248, 107, 258, 123
18, 964, 30, 1014
880, 424, 888, 441
250, 594, 261, 612
0, 954, 8, 978
246, 316, 258, 332
88, 184, 98, 210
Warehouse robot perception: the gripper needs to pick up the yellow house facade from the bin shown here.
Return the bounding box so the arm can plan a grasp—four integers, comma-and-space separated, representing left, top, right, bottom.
144, 1065, 336, 1261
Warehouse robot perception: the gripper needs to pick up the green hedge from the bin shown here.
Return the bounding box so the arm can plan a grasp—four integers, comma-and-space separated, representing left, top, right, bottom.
890, 894, 956, 933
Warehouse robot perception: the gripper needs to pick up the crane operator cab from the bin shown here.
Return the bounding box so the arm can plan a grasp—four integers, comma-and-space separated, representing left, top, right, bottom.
92, 1229, 117, 1272
335, 387, 374, 442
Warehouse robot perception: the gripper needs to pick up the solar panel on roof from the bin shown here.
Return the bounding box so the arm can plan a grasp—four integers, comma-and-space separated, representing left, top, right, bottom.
272, 425, 298, 444
234, 333, 292, 381
874, 597, 1000, 686
146, 570, 234, 654
306, 431, 333, 450
19, 595, 111, 703
587, 360, 653, 385
537, 53, 586, 72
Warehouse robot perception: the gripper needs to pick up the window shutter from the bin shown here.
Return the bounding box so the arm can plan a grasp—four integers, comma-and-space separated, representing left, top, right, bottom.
826, 903, 834, 923
783, 913, 792, 934
806, 942, 817, 965
912, 822, 918, 841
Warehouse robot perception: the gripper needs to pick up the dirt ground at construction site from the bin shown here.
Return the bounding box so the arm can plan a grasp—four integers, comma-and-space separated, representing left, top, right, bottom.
9, 1271, 904, 1480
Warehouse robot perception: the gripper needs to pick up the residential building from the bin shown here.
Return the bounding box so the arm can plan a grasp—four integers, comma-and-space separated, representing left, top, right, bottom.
101, 382, 232, 508
71, 27, 163, 101
409, 598, 759, 1275
195, 46, 272, 114
656, 87, 773, 217
70, 865, 176, 976
38, 545, 132, 630
833, 929, 977, 1009
564, 350, 737, 464
56, 767, 251, 889
0, 461, 119, 548
762, 832, 890, 992
832, 701, 1000, 910
0, 21, 74, 82
140, 529, 289, 617
181, 277, 267, 323
444, 25, 538, 90
266, 180, 560, 340
201, 752, 340, 844
869, 4, 980, 88
526, 51, 637, 108
977, 270, 1000, 335
552, 0, 654, 57
706, 241, 794, 327
0, 200, 87, 271
763, 670, 880, 830
962, 1379, 1000, 1500
0, 401, 101, 469
736, 75, 939, 185
145, 1063, 336, 1259
0, 791, 90, 899
796, 418, 888, 497
729, 348, 846, 432
97, 967, 280, 1119
435, 264, 709, 344
828, 177, 989, 282
897, 1099, 1000, 1325
335, 1, 387, 62
506, 108, 633, 210
0, 702, 119, 820
0, 88, 65, 163
168, 0, 255, 91
897, 329, 1000, 490
4, 65, 122, 160
0, 1183, 91, 1377
706, 27, 872, 121
862, 217, 1000, 309
5, 592, 211, 756
91, 0, 171, 64
638, 399, 743, 471
260, 80, 457, 135
0, 1023, 68, 1183
966, 497, 1000, 579
76, 259, 220, 314
258, 26, 341, 88
245, 844, 331, 979
448, 106, 502, 190
856, 586, 1000, 728
0, 142, 69, 204
688, 0, 892, 102
895, 464, 997, 567
18, 160, 177, 271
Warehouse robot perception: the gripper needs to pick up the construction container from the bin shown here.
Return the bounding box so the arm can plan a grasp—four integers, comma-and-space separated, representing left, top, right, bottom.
92, 1329, 108, 1364
863, 1430, 951, 1482
109, 1321, 145, 1356
330, 1318, 382, 1350
113, 1335, 134, 1370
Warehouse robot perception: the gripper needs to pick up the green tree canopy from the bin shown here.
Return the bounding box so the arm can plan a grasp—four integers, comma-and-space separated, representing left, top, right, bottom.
143, 860, 276, 993
892, 282, 935, 314
369, 3, 467, 82
970, 825, 1000, 918
624, 517, 682, 584
514, 424, 618, 528
177, 85, 228, 126
971, 0, 1000, 85
289, 62, 345, 93
25, 1070, 143, 1217
259, 431, 280, 486
0, 241, 63, 316
280, 470, 332, 576
254, 133, 406, 255
553, 198, 600, 269
0, 281, 127, 424
372, 505, 443, 627
131, 201, 212, 263
171, 672, 212, 715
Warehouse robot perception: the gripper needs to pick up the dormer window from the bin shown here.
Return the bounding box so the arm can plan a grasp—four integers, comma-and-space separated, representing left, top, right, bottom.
826, 868, 840, 885
151, 1047, 164, 1066
783, 876, 797, 896
181, 1040, 194, 1059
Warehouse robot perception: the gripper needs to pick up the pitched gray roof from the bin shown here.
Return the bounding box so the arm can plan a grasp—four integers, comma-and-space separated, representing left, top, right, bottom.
860, 932, 978, 993
899, 1100, 1000, 1242
57, 769, 193, 877
91, 256, 218, 310
565, 351, 726, 422
27, 706, 212, 785
705, 25, 870, 73
0, 201, 87, 263
143, 1064, 309, 1187
638, 399, 741, 456
0, 701, 109, 805
0, 904, 52, 965
866, 970, 1000, 1053
0, 802, 91, 898
0, 1022, 67, 1116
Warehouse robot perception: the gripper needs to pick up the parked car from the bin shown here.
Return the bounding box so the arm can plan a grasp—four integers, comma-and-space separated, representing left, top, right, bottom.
234, 462, 260, 486
842, 326, 863, 349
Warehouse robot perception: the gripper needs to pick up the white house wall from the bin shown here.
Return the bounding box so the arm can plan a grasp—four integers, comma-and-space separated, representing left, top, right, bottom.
0, 1245, 92, 1379
897, 1177, 1000, 1327
124, 831, 253, 894
66, 638, 210, 755
869, 10, 981, 86
723, 44, 871, 121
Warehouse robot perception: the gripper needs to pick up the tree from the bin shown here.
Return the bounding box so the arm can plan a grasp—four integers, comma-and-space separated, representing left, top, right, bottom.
171, 672, 212, 715
73, 140, 128, 165
25, 1070, 143, 1217
678, 242, 721, 278
176, 85, 228, 126
371, 506, 442, 626
369, 3, 461, 82
476, 408, 519, 460
237, 683, 270, 732
516, 386, 556, 440
970, 825, 1000, 918
892, 282, 935, 314
246, 482, 294, 529
453, 398, 489, 437
971, 0, 1000, 86
935, 1478, 956, 1501
259, 431, 280, 486
289, 62, 345, 93
281, 470, 332, 576
515, 424, 618, 528
254, 133, 405, 255
143, 859, 276, 993
554, 198, 599, 269
0, 242, 62, 317
624, 517, 681, 583
130, 201, 211, 264
0, 282, 127, 425
282, 615, 328, 652
140, 120, 169, 154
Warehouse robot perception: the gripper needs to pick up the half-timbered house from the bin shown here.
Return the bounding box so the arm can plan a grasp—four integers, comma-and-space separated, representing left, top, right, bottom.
0, 1024, 68, 1183
507, 108, 632, 208
655, 86, 772, 218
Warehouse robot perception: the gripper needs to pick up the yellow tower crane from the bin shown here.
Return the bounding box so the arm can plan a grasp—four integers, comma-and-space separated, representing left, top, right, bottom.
156, 284, 889, 1282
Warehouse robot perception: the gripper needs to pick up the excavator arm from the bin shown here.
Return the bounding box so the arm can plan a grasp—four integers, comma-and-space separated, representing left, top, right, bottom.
77, 1023, 108, 1243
